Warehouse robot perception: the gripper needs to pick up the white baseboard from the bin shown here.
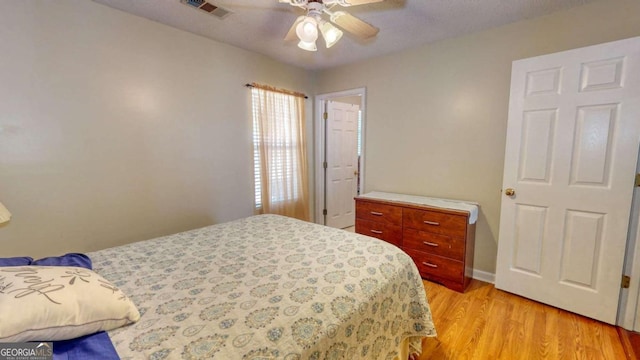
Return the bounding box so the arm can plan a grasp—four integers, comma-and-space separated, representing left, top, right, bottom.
472, 269, 495, 284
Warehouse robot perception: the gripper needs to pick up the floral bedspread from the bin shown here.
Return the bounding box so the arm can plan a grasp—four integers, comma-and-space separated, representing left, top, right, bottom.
89, 214, 436, 360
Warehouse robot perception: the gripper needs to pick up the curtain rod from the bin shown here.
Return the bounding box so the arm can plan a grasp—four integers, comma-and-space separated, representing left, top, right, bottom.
245, 83, 308, 99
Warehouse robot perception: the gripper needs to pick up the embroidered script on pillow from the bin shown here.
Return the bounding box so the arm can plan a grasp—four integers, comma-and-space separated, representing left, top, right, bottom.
0, 266, 140, 342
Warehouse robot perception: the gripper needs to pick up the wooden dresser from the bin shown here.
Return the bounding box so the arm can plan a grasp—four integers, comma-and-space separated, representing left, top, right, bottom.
355, 192, 478, 292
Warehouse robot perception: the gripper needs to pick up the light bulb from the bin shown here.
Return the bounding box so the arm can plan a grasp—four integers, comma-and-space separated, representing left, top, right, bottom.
303, 22, 315, 35
319, 21, 343, 48
325, 29, 338, 43
295, 17, 318, 43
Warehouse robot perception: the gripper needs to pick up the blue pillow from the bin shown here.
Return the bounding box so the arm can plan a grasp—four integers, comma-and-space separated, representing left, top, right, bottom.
32, 253, 92, 269
0, 253, 92, 268
52, 331, 119, 360
0, 257, 33, 266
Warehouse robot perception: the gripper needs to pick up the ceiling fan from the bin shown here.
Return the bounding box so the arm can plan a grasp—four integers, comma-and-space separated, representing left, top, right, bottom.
279, 0, 384, 51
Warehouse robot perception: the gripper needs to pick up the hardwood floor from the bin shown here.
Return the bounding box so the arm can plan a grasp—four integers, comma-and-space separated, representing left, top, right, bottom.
418, 279, 630, 359
618, 327, 640, 359
631, 332, 640, 358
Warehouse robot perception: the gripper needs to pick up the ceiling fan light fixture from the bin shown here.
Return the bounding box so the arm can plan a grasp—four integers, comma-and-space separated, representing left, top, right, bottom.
295, 16, 318, 43
297, 40, 318, 52
319, 21, 343, 48
282, 0, 380, 52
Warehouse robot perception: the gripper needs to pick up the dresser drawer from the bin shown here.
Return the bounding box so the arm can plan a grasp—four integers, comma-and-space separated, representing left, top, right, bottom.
403, 208, 467, 237
356, 219, 402, 247
356, 200, 402, 226
404, 248, 464, 283
403, 228, 465, 260
356, 193, 476, 293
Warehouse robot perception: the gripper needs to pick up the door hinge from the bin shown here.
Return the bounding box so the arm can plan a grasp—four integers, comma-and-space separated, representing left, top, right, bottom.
635, 173, 640, 187
323, 209, 327, 216
622, 275, 631, 289
323, 112, 328, 120
323, 161, 327, 169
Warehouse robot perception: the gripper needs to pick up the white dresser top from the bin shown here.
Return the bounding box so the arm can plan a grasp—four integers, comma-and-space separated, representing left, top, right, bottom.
359, 191, 479, 224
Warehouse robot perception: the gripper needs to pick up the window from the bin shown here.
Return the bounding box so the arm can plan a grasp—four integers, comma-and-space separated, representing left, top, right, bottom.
251, 85, 309, 221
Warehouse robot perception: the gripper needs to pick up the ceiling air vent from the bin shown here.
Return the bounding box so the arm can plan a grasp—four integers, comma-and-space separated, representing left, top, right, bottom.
180, 0, 232, 19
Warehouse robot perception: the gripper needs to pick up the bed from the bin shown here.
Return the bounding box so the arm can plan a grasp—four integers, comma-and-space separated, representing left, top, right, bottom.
88, 214, 436, 359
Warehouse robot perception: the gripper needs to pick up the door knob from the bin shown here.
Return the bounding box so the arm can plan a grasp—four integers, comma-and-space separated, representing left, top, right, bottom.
504, 188, 516, 196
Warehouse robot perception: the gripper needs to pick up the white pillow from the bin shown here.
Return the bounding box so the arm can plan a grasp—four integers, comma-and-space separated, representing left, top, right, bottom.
0, 266, 140, 342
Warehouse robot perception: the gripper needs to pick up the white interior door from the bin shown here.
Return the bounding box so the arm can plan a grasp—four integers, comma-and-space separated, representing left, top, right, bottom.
326, 101, 359, 229
496, 36, 640, 324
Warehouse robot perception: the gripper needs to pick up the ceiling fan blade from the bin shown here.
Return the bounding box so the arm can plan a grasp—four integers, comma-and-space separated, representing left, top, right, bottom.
330, 11, 379, 39
339, 0, 385, 6
284, 16, 305, 41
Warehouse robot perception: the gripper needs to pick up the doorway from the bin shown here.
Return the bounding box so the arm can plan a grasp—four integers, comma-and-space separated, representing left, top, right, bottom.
314, 88, 366, 227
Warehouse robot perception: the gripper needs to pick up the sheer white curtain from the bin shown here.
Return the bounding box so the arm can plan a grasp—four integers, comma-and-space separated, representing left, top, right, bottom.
251, 84, 309, 221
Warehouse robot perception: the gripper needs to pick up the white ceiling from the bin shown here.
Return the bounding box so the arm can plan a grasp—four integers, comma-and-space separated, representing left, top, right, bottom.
92, 0, 597, 70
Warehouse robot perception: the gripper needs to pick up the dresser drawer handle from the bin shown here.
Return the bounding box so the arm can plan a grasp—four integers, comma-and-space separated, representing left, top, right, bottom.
423, 241, 439, 247
422, 262, 438, 268
423, 220, 440, 226
370, 229, 383, 234
370, 211, 383, 216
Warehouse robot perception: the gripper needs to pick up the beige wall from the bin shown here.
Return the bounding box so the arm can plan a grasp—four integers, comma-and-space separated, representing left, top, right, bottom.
0, 0, 314, 257
315, 0, 640, 274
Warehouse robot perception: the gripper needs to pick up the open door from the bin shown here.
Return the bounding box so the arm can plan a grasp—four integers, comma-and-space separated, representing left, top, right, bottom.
314, 89, 366, 227
495, 36, 640, 324
325, 100, 360, 229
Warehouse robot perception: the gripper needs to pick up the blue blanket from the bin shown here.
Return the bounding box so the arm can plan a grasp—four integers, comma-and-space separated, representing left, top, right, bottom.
1, 254, 119, 360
